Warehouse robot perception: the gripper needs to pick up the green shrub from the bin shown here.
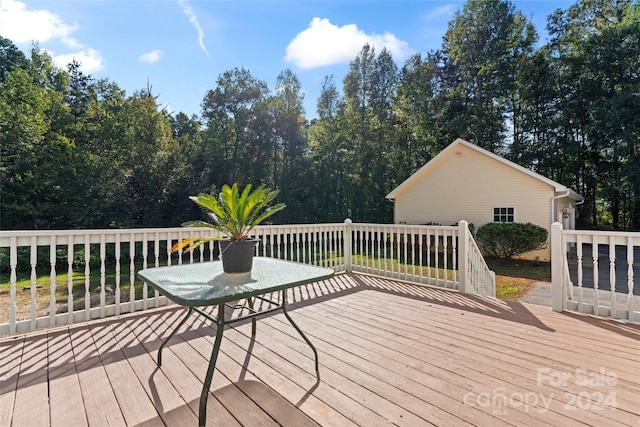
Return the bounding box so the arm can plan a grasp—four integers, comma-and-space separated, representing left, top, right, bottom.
476, 222, 548, 259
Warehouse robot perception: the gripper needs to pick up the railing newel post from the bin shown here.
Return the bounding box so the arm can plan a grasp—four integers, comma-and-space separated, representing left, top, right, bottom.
551, 222, 565, 312
344, 219, 352, 272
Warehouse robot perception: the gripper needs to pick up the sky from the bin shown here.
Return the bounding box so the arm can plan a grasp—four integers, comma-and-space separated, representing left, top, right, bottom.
0, 0, 574, 119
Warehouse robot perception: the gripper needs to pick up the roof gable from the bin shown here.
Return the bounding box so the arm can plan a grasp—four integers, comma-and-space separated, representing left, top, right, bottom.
386, 138, 583, 201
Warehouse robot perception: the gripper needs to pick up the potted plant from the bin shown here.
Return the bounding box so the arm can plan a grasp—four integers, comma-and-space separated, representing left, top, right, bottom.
172, 183, 285, 273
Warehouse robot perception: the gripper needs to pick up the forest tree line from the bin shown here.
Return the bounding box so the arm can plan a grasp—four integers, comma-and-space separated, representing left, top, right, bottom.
1, 0, 639, 231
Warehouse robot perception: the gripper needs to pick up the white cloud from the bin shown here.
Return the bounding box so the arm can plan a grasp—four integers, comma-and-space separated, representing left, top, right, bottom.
139, 49, 165, 64
0, 0, 79, 47
53, 49, 104, 73
177, 0, 209, 57
285, 17, 412, 69
423, 4, 458, 21
0, 0, 104, 73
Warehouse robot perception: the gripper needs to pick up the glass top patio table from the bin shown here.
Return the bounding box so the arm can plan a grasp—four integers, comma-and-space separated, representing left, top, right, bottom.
137, 257, 335, 306
137, 257, 334, 426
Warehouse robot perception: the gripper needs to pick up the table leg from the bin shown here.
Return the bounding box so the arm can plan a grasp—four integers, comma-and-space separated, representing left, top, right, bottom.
199, 303, 225, 427
281, 290, 319, 375
157, 307, 193, 367
247, 297, 257, 338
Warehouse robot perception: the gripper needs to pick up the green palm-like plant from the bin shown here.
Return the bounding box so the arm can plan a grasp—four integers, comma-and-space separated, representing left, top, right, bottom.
172, 183, 285, 253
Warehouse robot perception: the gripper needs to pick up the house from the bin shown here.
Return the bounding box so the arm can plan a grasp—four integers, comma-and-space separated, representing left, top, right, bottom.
385, 138, 584, 260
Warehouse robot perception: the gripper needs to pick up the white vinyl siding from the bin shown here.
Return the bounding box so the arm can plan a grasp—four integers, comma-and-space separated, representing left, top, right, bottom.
392, 141, 555, 260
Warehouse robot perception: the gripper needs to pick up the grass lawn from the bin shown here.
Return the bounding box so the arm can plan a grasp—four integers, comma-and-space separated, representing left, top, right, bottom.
486, 257, 551, 301
0, 266, 147, 323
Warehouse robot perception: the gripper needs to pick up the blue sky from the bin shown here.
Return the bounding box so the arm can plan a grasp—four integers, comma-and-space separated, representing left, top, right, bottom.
1, 0, 573, 119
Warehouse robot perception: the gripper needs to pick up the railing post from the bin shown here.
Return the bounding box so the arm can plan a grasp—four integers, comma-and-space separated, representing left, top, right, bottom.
344, 219, 352, 272
551, 222, 564, 312
458, 220, 469, 294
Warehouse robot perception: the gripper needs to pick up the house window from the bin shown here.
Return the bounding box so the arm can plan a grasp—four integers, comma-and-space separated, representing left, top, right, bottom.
493, 207, 515, 223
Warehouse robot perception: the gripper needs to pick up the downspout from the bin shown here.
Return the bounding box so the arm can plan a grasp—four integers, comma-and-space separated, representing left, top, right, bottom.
550, 190, 571, 224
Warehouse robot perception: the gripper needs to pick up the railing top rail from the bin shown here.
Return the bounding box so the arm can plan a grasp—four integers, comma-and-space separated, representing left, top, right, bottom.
563, 229, 640, 238
0, 227, 192, 237
562, 229, 640, 246
0, 223, 349, 247
350, 223, 459, 231
0, 222, 348, 237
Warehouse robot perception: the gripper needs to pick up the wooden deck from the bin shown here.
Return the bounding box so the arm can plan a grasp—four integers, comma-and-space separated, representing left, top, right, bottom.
2, 273, 639, 426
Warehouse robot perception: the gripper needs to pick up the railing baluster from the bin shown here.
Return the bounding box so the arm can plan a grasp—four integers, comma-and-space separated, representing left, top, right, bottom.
269, 230, 275, 259
577, 234, 583, 311
49, 236, 57, 327
303, 229, 308, 263
323, 227, 328, 268
426, 229, 432, 284
435, 229, 441, 284
67, 236, 74, 324
592, 235, 599, 315
403, 230, 409, 280
9, 237, 17, 335
142, 233, 148, 310
100, 235, 106, 319
115, 234, 121, 316
627, 238, 635, 323
418, 230, 424, 283
166, 236, 172, 266
452, 229, 458, 286
154, 233, 160, 267
84, 235, 91, 321
609, 240, 616, 318
395, 229, 400, 275
129, 234, 135, 313
384, 226, 389, 273
30, 237, 37, 330
151, 233, 160, 305
443, 230, 449, 288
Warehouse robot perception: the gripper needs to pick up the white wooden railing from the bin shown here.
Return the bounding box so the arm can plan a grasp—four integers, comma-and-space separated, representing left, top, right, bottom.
551, 222, 640, 323
0, 221, 495, 336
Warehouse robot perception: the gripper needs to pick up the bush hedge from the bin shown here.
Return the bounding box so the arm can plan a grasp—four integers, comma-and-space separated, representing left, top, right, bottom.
476, 222, 548, 259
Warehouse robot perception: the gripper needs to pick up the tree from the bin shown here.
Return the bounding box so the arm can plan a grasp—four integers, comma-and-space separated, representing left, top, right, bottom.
442, 0, 536, 153
66, 60, 92, 123
308, 75, 349, 221
0, 36, 28, 84
270, 69, 308, 222
394, 53, 445, 180
0, 47, 79, 229
200, 68, 270, 186
547, 0, 640, 229
342, 44, 398, 222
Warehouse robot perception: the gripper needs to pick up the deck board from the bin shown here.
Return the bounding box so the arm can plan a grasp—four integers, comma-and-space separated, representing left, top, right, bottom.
12, 335, 50, 426
48, 329, 87, 427
1, 273, 639, 426
88, 318, 161, 426
68, 325, 126, 427
0, 335, 22, 426
298, 291, 632, 426
141, 309, 244, 427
